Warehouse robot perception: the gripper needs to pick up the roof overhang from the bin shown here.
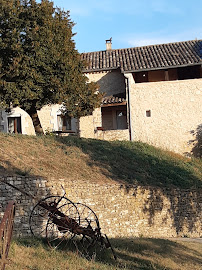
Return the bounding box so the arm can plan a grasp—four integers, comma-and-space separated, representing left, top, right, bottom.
123, 62, 202, 74
101, 101, 127, 107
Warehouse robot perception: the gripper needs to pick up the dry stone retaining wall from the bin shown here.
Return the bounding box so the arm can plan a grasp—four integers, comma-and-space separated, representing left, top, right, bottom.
0, 176, 201, 238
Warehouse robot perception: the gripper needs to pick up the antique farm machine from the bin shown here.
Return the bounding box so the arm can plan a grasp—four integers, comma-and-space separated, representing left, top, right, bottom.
0, 179, 116, 260
0, 201, 15, 270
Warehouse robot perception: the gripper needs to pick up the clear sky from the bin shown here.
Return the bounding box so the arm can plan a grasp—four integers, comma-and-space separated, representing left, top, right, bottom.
51, 0, 202, 53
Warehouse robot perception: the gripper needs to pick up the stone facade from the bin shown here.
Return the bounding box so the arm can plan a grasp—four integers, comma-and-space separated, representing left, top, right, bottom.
79, 69, 129, 140
86, 69, 126, 96
0, 67, 201, 156
126, 74, 202, 155
0, 104, 77, 135
0, 176, 201, 238
96, 129, 129, 141
0, 107, 35, 135
79, 108, 102, 138
80, 72, 202, 155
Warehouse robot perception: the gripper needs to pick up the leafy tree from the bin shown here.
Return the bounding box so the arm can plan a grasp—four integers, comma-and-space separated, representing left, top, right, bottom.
0, 0, 101, 134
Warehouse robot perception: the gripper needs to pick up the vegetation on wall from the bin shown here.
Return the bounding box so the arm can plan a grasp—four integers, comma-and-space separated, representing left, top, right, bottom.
191, 124, 202, 158
0, 0, 101, 134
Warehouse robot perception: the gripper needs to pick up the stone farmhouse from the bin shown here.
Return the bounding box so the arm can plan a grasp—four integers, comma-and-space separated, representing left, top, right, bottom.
0, 39, 202, 156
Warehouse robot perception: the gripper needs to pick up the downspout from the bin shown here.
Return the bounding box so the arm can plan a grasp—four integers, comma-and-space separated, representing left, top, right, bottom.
125, 74, 132, 141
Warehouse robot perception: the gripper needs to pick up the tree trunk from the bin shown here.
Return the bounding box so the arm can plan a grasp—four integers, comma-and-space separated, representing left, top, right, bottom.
28, 109, 44, 135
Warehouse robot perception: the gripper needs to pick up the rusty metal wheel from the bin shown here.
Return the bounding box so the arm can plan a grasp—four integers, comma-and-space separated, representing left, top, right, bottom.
72, 203, 102, 259
29, 196, 79, 239
75, 203, 100, 231
0, 201, 15, 270
45, 201, 81, 249
45, 202, 101, 257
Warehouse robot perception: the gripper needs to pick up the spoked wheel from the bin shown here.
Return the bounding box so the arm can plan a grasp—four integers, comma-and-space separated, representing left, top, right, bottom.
29, 196, 79, 239
46, 201, 80, 250
72, 203, 102, 259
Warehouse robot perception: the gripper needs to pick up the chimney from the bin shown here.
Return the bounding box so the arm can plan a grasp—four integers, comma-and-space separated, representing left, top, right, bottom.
106, 37, 112, 50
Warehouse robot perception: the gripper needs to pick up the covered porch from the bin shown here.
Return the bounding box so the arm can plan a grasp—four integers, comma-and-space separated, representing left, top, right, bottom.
95, 95, 130, 140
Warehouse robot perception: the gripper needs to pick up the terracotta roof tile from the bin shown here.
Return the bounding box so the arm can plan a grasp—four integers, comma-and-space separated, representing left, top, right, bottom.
81, 40, 202, 73
102, 96, 126, 105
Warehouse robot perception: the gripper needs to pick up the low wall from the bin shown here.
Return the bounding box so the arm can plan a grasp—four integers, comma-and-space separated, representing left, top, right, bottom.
0, 176, 201, 238
96, 129, 129, 141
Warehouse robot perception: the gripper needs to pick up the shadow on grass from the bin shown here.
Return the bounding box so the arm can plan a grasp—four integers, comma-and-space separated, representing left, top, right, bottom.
55, 136, 202, 236
56, 136, 202, 189
1, 134, 202, 245
13, 237, 202, 270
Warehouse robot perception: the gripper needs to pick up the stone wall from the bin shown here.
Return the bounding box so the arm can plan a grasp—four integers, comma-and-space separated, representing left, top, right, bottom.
80, 69, 127, 139
126, 74, 202, 155
79, 108, 102, 138
96, 129, 129, 141
87, 69, 126, 96
37, 105, 54, 132
0, 176, 201, 238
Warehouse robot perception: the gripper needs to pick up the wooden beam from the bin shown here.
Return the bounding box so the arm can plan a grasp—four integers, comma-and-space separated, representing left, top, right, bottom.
101, 102, 127, 107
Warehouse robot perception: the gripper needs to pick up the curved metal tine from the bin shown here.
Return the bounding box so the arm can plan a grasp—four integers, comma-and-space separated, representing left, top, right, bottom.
63, 234, 76, 250
47, 220, 73, 237
60, 203, 76, 216
78, 206, 86, 217
52, 237, 65, 249
104, 234, 117, 260
31, 217, 47, 236
46, 221, 55, 234
74, 237, 95, 260
54, 185, 66, 206
48, 235, 60, 243
85, 211, 95, 221
37, 226, 47, 237
37, 213, 48, 219
79, 207, 94, 221
73, 238, 86, 257
47, 222, 73, 249
35, 207, 49, 217
31, 209, 48, 236
83, 236, 95, 249
46, 223, 61, 245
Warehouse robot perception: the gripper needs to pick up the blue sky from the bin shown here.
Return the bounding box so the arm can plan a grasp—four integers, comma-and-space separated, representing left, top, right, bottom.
51, 0, 202, 53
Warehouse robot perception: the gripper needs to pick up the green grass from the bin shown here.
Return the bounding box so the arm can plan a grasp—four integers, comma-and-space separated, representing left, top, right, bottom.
0, 133, 201, 188
57, 136, 202, 188
7, 237, 202, 270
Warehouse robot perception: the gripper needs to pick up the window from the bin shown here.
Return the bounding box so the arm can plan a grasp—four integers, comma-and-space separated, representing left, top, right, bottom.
8, 117, 22, 133
116, 110, 128, 129
146, 110, 151, 117
57, 115, 71, 131
102, 105, 128, 130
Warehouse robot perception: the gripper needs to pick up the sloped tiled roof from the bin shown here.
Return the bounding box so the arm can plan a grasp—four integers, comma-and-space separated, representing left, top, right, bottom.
81, 40, 202, 73
102, 96, 126, 105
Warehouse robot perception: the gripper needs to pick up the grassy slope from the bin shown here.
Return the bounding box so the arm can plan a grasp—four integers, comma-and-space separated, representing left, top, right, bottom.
1, 134, 202, 269
0, 133, 201, 188
8, 237, 202, 270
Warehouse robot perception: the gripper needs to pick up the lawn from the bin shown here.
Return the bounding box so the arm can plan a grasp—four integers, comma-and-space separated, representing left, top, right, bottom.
0, 133, 201, 188
7, 237, 202, 270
